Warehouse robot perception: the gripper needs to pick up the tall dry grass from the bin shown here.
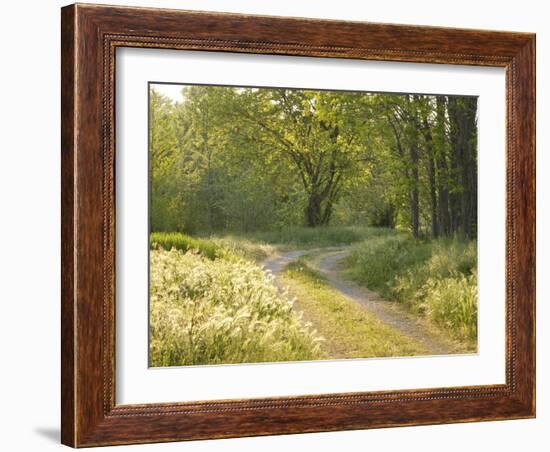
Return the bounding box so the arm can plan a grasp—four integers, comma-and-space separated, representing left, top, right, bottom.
149, 248, 322, 366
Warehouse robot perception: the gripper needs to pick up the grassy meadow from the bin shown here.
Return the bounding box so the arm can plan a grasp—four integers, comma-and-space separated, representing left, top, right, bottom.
149, 229, 477, 366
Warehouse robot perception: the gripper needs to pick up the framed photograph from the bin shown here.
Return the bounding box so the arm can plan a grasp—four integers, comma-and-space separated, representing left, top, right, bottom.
61, 3, 535, 447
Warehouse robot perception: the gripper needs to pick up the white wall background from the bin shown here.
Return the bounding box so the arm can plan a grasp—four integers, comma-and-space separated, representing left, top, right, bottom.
0, 1, 545, 450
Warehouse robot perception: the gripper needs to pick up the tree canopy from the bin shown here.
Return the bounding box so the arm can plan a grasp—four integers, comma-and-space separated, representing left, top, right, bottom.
149, 85, 478, 239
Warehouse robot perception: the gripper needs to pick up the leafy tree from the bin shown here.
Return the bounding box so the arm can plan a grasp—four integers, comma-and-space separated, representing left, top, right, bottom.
149, 85, 478, 239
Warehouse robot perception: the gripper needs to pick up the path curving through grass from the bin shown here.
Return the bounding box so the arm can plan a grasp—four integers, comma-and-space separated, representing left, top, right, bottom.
315, 250, 460, 355
263, 247, 463, 359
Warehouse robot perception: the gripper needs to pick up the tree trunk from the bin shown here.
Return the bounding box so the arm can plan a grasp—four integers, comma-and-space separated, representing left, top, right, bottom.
428, 155, 438, 237
435, 97, 451, 236
422, 118, 438, 238
305, 193, 322, 227
304, 184, 339, 227
463, 97, 478, 239
447, 97, 462, 236
437, 159, 451, 235
301, 124, 342, 228
410, 141, 420, 239
448, 96, 478, 239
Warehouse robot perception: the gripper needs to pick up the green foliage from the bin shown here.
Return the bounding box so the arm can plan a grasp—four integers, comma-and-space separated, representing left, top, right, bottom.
347, 235, 477, 343
149, 248, 323, 366
149, 85, 478, 237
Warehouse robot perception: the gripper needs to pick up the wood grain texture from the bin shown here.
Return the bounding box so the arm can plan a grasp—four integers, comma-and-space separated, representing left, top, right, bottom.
60, 3, 536, 447
60, 5, 76, 447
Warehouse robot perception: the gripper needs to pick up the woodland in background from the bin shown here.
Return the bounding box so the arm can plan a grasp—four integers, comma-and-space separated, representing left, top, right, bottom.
149, 85, 478, 239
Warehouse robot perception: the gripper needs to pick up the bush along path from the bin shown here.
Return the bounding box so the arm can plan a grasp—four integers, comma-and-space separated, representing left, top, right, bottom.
263, 248, 463, 359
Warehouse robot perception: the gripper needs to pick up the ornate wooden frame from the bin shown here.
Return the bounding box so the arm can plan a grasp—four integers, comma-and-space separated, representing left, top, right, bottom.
61, 3, 536, 447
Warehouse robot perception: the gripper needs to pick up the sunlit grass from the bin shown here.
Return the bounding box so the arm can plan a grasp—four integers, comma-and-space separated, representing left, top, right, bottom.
150, 232, 220, 259
281, 260, 427, 359
150, 231, 276, 262
149, 248, 323, 367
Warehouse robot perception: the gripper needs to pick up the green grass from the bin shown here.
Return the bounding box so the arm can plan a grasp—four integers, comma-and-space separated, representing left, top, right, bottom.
241, 225, 393, 248
150, 231, 275, 262
151, 232, 221, 259
281, 260, 427, 359
345, 234, 477, 346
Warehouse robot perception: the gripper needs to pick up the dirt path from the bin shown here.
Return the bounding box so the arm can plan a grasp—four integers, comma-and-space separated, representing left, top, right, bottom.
263, 248, 458, 356
262, 250, 309, 275
262, 247, 344, 275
